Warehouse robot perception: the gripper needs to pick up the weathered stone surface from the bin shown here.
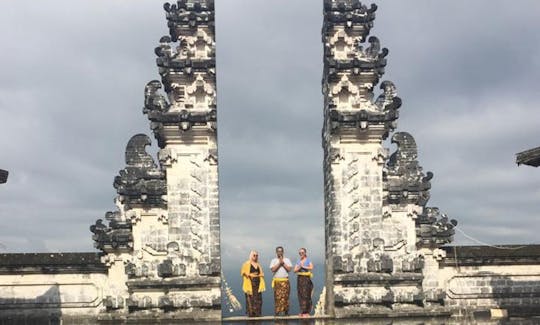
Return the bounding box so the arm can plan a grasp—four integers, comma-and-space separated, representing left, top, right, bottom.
113, 134, 167, 209
322, 0, 411, 316
384, 132, 432, 206
416, 208, 456, 248
442, 245, 540, 266
88, 0, 220, 320
146, 0, 217, 149
421, 245, 540, 317
321, 0, 456, 317
0, 253, 106, 274
90, 217, 133, 252
0, 259, 108, 322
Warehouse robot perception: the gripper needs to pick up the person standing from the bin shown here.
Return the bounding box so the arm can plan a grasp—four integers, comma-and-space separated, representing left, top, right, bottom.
269, 246, 292, 316
294, 247, 314, 317
241, 250, 266, 317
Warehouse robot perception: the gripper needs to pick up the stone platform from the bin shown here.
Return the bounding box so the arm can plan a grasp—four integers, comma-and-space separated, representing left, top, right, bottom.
223, 315, 333, 322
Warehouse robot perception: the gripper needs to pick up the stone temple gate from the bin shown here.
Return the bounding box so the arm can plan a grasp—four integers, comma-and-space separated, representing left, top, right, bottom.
1, 0, 540, 323
321, 2, 457, 317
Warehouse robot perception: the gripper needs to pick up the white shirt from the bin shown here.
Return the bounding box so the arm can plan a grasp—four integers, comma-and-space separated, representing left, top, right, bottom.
270, 257, 292, 278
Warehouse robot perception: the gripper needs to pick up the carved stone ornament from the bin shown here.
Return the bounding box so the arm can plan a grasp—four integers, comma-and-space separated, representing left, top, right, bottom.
385, 132, 432, 206
184, 74, 216, 109
143, 80, 170, 114
113, 134, 167, 208
416, 207, 458, 248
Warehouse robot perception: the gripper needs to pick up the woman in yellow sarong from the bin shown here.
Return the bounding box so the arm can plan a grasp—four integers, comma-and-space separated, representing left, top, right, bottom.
240, 250, 266, 317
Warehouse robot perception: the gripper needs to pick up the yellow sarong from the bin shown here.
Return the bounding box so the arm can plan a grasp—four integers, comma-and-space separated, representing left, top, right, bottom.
297, 271, 313, 278
271, 277, 289, 288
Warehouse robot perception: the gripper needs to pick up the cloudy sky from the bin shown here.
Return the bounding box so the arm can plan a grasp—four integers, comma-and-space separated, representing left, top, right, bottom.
1, 0, 540, 313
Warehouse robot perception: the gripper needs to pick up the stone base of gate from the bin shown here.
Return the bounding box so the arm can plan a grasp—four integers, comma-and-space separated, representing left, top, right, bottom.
97, 309, 222, 323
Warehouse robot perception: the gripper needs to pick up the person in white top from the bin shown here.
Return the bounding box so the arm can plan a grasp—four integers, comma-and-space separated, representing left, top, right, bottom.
269, 246, 292, 316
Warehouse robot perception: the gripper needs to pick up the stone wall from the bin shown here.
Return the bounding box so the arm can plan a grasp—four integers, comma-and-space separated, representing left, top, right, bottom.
437, 245, 540, 317
0, 253, 107, 323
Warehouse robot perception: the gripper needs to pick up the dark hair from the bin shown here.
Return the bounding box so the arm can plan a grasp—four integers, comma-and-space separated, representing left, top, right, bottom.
300, 248, 307, 253
276, 246, 284, 252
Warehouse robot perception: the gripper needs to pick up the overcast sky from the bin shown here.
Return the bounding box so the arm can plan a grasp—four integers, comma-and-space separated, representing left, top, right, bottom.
1, 0, 540, 298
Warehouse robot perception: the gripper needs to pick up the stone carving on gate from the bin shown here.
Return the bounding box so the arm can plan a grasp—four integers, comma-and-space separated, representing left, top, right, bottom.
144, 80, 170, 114
358, 36, 389, 61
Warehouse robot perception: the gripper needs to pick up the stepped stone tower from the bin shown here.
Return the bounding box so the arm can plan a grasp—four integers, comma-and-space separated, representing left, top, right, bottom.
322, 0, 456, 317
90, 0, 221, 321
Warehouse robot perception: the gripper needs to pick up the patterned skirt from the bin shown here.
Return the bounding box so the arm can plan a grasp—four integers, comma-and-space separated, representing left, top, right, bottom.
297, 275, 313, 314
273, 279, 290, 314
245, 277, 262, 317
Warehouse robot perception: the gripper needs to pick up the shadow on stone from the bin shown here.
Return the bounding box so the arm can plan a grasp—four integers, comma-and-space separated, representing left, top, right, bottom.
487, 272, 540, 318
0, 284, 62, 325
